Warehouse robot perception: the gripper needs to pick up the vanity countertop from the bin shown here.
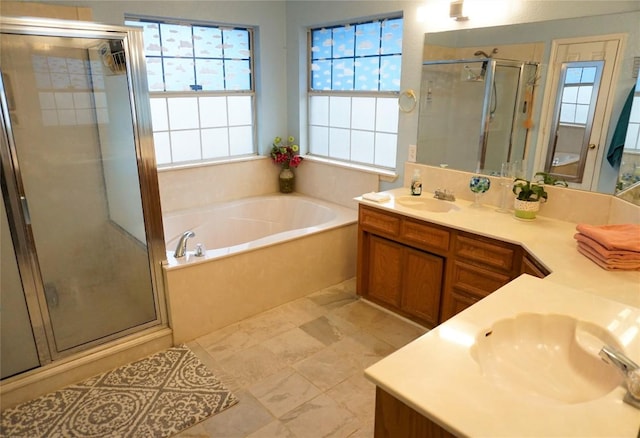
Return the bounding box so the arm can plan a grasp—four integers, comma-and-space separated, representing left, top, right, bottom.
357, 188, 640, 437
357, 188, 640, 308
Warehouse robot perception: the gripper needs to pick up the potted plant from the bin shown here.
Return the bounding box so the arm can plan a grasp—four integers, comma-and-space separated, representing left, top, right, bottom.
512, 172, 567, 220
270, 136, 303, 193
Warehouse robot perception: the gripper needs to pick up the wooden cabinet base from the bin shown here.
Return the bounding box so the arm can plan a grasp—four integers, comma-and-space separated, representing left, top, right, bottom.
374, 387, 457, 438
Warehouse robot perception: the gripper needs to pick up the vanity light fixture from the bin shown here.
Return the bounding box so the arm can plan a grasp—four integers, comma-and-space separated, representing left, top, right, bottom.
450, 0, 469, 21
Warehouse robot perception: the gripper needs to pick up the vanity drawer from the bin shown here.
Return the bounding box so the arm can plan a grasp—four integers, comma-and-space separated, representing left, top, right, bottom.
401, 218, 450, 253
454, 233, 517, 273
450, 260, 511, 298
359, 206, 401, 237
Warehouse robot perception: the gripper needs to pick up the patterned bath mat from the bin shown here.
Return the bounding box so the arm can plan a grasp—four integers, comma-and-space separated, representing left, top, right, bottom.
1, 345, 238, 437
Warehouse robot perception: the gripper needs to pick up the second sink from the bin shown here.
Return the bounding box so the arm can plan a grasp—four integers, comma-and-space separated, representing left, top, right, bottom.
470, 313, 623, 404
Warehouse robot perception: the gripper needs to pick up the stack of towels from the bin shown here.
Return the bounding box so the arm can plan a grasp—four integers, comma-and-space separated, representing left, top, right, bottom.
574, 223, 640, 271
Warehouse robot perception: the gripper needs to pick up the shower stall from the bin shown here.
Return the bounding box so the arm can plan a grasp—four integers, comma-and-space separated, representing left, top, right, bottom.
417, 58, 539, 175
0, 18, 166, 381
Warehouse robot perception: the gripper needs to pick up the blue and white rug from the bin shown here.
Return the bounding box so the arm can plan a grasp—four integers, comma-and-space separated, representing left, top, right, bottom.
1, 345, 238, 437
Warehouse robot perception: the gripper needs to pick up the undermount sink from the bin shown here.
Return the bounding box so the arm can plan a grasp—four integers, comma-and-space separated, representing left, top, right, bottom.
470, 313, 623, 404
395, 195, 460, 213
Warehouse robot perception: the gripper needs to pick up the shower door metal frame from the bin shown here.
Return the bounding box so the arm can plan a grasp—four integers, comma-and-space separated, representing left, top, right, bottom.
479, 59, 538, 171
0, 17, 168, 364
420, 58, 538, 174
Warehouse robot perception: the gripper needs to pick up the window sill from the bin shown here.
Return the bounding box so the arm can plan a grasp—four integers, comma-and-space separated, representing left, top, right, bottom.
157, 155, 264, 173
303, 155, 398, 182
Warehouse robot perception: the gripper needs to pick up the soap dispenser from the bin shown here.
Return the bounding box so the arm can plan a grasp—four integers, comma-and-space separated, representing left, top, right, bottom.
410, 169, 422, 196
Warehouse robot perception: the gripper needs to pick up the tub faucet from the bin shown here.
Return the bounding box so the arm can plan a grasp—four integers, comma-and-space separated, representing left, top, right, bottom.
599, 345, 640, 408
174, 230, 195, 258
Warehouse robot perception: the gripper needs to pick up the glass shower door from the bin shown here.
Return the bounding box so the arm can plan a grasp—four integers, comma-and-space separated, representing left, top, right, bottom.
0, 21, 163, 361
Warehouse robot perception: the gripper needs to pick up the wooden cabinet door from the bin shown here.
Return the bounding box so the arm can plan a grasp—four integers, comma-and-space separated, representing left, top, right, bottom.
368, 235, 403, 307
401, 248, 444, 327
440, 289, 481, 322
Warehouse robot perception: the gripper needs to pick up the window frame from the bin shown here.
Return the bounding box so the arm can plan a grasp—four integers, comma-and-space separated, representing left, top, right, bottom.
125, 15, 257, 168
306, 15, 403, 171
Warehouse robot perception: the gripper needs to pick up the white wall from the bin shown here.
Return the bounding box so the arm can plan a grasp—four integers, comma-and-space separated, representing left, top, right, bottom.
34, 0, 640, 207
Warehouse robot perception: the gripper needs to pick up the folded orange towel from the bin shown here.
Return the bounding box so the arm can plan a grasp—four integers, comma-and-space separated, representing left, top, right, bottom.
574, 233, 640, 260
575, 223, 640, 252
577, 244, 640, 271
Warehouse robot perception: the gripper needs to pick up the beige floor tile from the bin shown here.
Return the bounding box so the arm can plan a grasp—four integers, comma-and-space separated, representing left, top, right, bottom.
219, 344, 289, 388
248, 368, 321, 418
364, 312, 428, 349
200, 390, 273, 437
246, 420, 296, 437
306, 287, 358, 311
280, 394, 361, 438
299, 316, 349, 346
330, 330, 396, 369
261, 327, 325, 365
292, 347, 361, 391
330, 300, 389, 329
325, 372, 376, 422
277, 297, 328, 326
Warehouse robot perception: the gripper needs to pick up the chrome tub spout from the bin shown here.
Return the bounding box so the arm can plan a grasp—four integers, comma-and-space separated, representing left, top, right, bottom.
174, 230, 195, 258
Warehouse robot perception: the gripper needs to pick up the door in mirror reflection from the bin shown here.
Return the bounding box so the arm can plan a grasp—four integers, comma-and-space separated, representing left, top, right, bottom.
543, 37, 622, 190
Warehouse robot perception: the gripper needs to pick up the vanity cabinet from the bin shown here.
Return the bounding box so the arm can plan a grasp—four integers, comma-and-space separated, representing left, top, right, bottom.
440, 232, 521, 322
358, 206, 448, 327
358, 204, 548, 327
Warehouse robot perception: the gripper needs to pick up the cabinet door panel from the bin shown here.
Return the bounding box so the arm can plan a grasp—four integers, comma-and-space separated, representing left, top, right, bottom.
360, 206, 401, 237
451, 261, 511, 298
455, 234, 516, 272
440, 289, 481, 323
401, 219, 450, 253
402, 248, 443, 327
368, 235, 403, 307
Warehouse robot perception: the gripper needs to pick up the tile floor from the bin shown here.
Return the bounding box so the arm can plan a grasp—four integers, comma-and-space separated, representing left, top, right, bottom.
178, 278, 428, 438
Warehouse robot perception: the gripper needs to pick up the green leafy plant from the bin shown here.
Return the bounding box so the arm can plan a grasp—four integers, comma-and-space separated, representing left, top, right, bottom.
512, 172, 567, 202
512, 178, 548, 202
533, 171, 568, 187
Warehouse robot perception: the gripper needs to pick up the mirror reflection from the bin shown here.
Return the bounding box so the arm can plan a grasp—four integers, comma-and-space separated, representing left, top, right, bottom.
418, 57, 538, 176
544, 60, 604, 183
417, 10, 640, 205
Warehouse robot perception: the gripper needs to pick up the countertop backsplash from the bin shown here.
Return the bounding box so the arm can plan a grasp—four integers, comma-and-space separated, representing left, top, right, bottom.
404, 163, 639, 226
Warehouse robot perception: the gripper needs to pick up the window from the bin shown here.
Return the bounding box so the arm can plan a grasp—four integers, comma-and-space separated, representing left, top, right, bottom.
125, 17, 255, 166
558, 65, 599, 126
308, 16, 403, 170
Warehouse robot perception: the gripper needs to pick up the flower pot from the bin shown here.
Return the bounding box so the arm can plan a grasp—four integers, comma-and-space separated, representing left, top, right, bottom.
513, 199, 540, 220
279, 166, 295, 193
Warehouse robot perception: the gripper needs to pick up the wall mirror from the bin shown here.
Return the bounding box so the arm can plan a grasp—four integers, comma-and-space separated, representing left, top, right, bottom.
417, 10, 640, 205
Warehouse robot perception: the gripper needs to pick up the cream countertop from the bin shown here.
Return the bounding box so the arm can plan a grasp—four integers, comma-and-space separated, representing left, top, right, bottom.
357, 188, 640, 437
365, 275, 640, 437
357, 188, 640, 308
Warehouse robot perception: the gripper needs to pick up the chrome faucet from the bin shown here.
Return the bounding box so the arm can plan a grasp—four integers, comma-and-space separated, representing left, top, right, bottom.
174, 230, 195, 258
599, 345, 640, 408
433, 188, 456, 202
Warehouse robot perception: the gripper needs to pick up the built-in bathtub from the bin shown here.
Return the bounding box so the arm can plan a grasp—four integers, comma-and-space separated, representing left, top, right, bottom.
161, 194, 358, 343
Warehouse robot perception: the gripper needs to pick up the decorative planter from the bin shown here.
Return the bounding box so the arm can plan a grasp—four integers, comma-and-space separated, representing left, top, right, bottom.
279, 166, 295, 193
513, 199, 540, 220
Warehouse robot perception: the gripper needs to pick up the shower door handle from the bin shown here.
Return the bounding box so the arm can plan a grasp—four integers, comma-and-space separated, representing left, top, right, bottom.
20, 195, 31, 225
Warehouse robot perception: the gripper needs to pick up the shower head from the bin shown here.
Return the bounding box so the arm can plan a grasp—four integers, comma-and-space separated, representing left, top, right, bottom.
474, 48, 499, 58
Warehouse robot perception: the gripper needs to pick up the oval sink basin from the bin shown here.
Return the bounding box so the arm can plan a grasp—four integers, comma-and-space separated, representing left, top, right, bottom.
396, 196, 460, 213
470, 313, 623, 404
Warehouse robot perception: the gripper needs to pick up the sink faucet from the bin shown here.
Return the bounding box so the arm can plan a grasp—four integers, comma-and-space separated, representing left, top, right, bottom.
434, 188, 456, 202
174, 230, 195, 258
599, 345, 640, 408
